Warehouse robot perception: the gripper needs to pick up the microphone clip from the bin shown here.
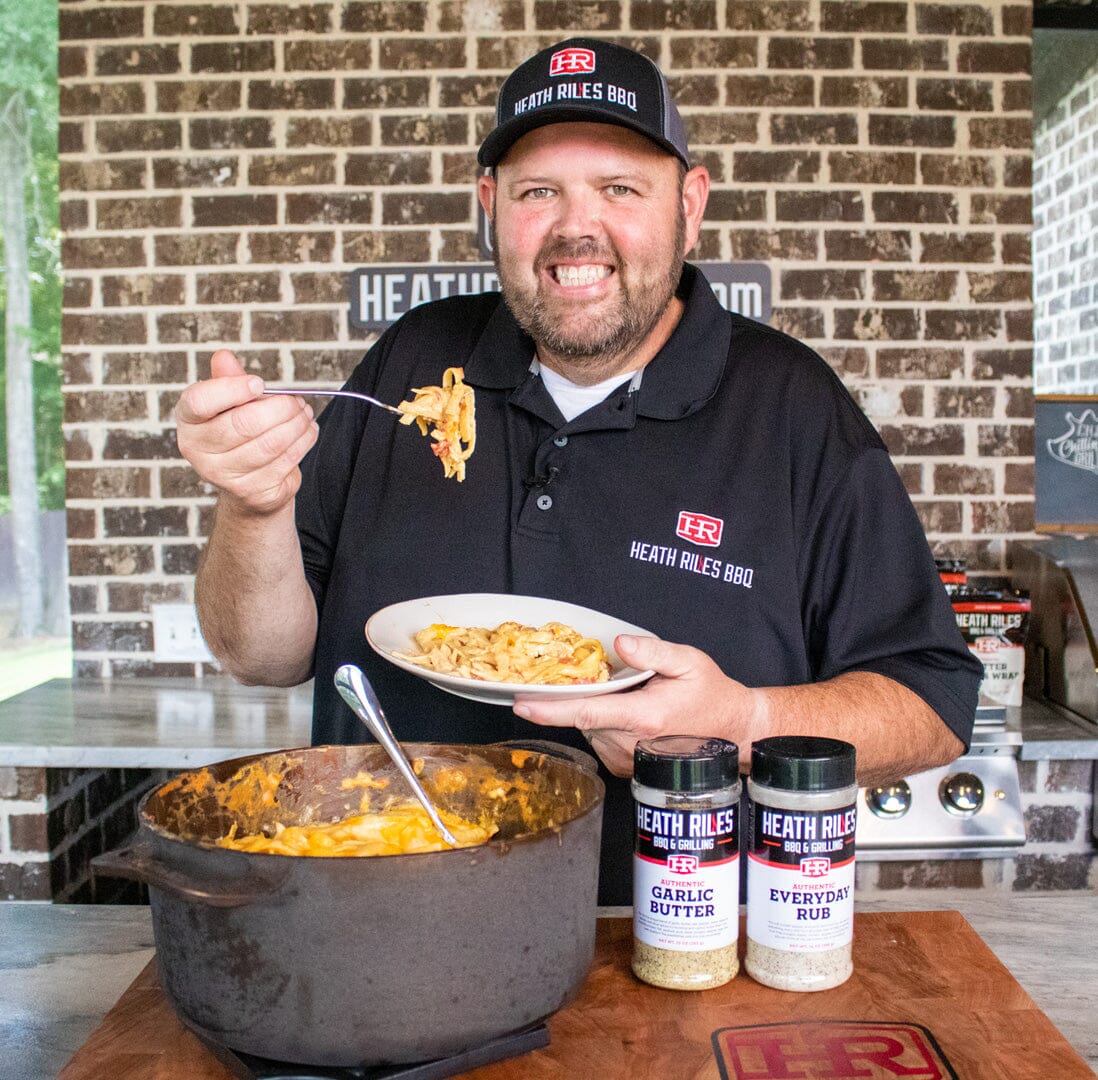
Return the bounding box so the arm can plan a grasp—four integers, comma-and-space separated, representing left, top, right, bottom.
523, 465, 560, 490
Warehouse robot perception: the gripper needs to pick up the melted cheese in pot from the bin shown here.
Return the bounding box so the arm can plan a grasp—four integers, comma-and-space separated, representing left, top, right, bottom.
167, 750, 555, 858
217, 804, 494, 856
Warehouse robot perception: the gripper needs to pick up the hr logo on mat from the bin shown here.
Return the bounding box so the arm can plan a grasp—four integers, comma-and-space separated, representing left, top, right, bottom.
713, 1021, 958, 1080
550, 47, 596, 76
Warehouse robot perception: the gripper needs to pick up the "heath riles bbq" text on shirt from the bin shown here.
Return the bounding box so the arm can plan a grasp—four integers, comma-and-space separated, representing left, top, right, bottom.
629, 541, 754, 588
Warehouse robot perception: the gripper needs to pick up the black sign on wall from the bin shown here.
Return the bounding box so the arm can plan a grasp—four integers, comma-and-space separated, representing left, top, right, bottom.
1035, 395, 1098, 532
350, 266, 501, 328
349, 261, 770, 331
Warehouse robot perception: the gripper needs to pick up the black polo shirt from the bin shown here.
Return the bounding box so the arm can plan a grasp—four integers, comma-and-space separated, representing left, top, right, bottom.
296, 264, 981, 905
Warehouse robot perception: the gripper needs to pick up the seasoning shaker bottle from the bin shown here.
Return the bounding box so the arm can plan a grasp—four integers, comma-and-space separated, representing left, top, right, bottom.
631, 735, 741, 990
745, 736, 857, 992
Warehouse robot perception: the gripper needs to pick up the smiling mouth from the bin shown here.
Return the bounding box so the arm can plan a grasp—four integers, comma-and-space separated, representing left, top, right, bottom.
551, 264, 613, 287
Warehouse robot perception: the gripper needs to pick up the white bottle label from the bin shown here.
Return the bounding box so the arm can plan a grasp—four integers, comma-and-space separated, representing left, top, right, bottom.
633, 803, 739, 952
746, 802, 856, 952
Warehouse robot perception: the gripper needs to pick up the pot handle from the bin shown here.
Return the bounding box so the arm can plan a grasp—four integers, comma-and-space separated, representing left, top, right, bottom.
92, 837, 289, 908
495, 738, 600, 774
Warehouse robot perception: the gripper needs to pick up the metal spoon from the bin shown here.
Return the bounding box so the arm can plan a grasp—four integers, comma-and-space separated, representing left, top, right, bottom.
264, 387, 404, 416
333, 663, 459, 847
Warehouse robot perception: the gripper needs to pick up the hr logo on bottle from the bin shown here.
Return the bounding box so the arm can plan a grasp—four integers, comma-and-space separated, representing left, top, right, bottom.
801, 857, 831, 877
667, 854, 698, 874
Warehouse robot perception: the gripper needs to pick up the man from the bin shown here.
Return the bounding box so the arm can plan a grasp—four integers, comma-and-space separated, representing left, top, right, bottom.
177, 39, 982, 904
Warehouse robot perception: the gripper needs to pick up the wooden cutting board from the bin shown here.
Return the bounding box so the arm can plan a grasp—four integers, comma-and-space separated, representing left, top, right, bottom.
58, 912, 1093, 1080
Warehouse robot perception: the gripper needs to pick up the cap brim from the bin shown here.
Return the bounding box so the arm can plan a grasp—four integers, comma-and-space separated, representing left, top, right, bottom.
478, 106, 688, 168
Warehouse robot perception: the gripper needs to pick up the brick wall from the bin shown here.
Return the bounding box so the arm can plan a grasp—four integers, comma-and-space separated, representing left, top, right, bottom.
58, 1, 1035, 676
0, 765, 163, 901
1033, 54, 1098, 393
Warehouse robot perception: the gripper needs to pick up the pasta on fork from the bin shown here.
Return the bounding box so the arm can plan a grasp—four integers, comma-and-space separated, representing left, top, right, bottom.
397, 366, 476, 482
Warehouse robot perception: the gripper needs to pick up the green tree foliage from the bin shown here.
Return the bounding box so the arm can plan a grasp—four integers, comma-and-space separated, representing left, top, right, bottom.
0, 0, 61, 513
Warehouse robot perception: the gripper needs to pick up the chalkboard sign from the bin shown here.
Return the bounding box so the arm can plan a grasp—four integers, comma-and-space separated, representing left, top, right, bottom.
1035, 395, 1098, 532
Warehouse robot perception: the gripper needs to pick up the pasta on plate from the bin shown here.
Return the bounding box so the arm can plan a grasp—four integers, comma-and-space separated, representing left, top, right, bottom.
397, 366, 475, 482
395, 620, 611, 685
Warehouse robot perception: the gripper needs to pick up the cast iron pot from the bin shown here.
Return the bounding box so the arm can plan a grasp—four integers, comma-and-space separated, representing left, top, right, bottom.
93, 740, 604, 1068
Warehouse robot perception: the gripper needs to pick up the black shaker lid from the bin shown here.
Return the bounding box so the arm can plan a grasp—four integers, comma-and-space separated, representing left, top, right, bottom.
750, 736, 856, 791
633, 736, 739, 791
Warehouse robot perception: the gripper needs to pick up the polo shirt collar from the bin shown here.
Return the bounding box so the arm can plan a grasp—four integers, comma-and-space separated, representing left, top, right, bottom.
463, 263, 732, 421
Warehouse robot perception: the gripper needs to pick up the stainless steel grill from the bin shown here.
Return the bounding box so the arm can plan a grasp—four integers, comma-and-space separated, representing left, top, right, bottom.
855, 707, 1025, 860
859, 535, 1098, 858
1010, 536, 1098, 726
1010, 535, 1098, 842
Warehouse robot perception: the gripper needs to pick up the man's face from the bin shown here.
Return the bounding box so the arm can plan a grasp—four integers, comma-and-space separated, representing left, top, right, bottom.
479, 123, 708, 382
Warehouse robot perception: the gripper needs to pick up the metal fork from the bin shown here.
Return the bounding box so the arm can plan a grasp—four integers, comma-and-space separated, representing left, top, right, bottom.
263, 387, 403, 416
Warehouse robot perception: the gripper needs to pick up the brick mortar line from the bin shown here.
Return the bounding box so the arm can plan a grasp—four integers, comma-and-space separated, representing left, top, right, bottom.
59, 41, 1037, 58
0, 849, 50, 866
61, 221, 1036, 230
59, 306, 1036, 322
57, 379, 1039, 393
0, 798, 47, 815
59, 105, 1037, 118
68, 134, 1029, 152
57, 374, 1036, 391
58, 30, 1035, 42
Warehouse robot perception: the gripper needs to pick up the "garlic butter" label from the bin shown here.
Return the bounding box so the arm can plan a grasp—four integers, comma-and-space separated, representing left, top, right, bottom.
633, 804, 739, 952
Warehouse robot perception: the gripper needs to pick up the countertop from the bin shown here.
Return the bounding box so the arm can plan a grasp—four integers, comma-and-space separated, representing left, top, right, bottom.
0, 677, 314, 768
3, 893, 1096, 1080
0, 677, 1095, 768
1014, 693, 1098, 760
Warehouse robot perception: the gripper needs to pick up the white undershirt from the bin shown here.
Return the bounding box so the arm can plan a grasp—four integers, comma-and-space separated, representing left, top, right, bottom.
534, 360, 643, 422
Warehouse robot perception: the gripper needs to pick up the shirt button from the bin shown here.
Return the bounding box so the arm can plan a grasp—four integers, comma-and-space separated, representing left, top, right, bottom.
536, 494, 553, 511
554, 435, 569, 447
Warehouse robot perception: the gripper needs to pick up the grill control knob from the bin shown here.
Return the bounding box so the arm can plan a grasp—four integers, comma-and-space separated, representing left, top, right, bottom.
865, 780, 912, 818
939, 772, 984, 816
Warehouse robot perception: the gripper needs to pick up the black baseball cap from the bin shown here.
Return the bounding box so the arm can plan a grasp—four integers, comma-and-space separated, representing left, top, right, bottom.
478, 38, 690, 169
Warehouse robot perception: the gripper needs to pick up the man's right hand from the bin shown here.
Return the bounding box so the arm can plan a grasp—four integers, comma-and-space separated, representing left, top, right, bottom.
175, 350, 319, 516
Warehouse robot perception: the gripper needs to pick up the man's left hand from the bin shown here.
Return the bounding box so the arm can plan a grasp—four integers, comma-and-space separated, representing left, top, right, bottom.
512, 635, 764, 776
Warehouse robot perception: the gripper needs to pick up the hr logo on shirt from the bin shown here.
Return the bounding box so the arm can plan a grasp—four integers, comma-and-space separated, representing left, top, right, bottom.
628, 511, 754, 589
676, 511, 723, 547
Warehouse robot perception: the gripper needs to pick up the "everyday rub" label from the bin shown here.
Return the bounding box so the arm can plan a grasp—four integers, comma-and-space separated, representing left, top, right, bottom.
747, 803, 856, 952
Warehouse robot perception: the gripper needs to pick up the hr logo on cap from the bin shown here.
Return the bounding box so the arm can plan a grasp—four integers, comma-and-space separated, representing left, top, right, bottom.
550, 47, 596, 76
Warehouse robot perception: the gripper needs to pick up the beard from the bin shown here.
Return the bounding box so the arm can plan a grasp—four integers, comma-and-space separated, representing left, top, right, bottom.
493, 212, 686, 380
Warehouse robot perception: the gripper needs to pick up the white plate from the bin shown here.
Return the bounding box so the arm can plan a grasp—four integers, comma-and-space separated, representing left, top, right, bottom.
365, 593, 656, 706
